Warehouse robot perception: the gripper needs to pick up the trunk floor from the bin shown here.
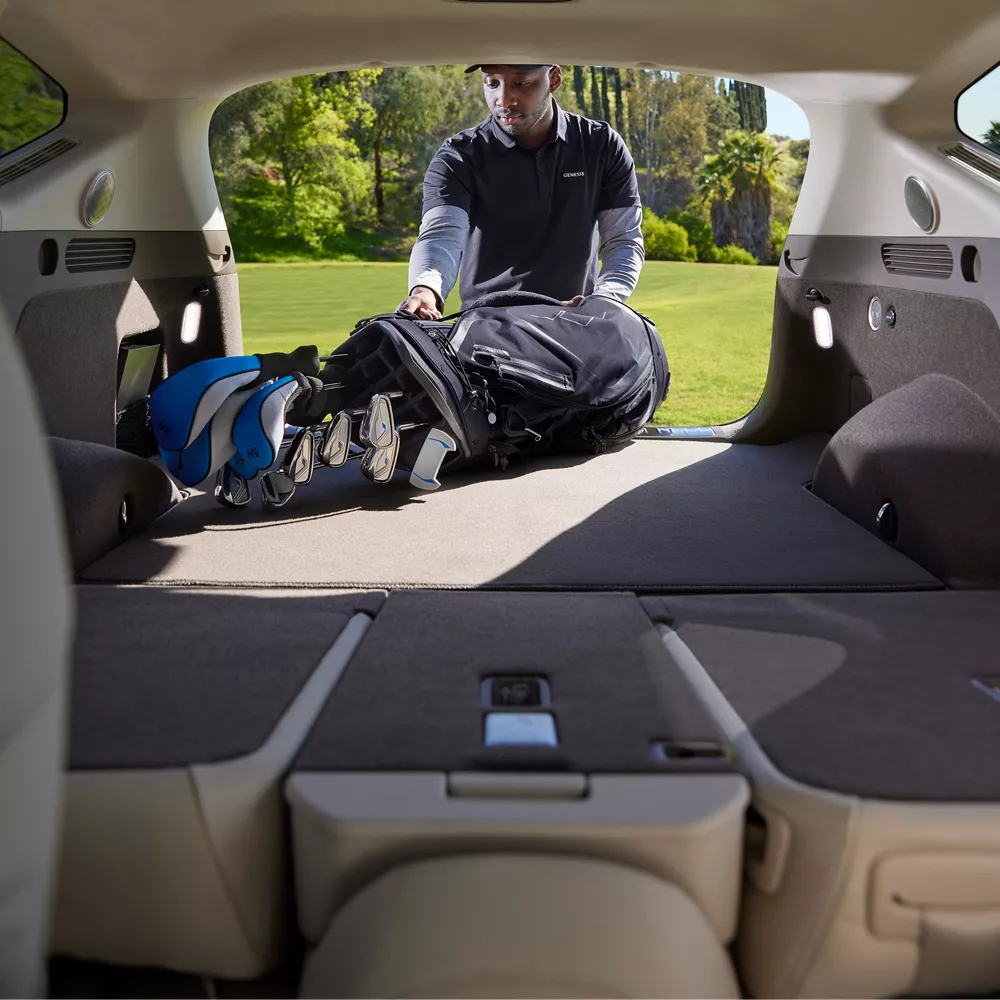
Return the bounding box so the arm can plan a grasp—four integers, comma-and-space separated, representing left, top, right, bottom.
81, 436, 939, 591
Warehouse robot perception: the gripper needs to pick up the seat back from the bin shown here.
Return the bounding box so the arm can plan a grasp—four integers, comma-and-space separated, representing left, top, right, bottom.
812, 374, 1000, 587
0, 302, 73, 996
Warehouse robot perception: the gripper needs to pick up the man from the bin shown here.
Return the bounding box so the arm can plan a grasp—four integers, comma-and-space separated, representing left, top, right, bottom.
401, 64, 644, 319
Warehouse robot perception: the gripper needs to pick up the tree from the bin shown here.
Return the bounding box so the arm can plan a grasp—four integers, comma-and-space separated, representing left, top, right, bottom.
353, 68, 438, 225
590, 66, 602, 121
345, 65, 483, 228
699, 129, 782, 262
628, 71, 713, 212
217, 73, 376, 246
706, 78, 740, 149
770, 137, 810, 228
601, 67, 612, 124
613, 68, 627, 142
983, 121, 1000, 153
573, 66, 587, 114
730, 80, 767, 133
0, 39, 64, 155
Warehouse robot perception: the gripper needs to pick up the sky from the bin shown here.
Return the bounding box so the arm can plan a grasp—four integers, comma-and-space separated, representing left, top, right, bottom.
765, 88, 810, 140
956, 67, 1000, 142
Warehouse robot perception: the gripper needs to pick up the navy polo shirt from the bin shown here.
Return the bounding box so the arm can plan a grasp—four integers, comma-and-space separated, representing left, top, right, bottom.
421, 100, 641, 305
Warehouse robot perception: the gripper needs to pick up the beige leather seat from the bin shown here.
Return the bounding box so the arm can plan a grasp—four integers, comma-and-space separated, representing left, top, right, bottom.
659, 598, 1000, 999
300, 854, 740, 999
0, 301, 73, 996
53, 589, 377, 979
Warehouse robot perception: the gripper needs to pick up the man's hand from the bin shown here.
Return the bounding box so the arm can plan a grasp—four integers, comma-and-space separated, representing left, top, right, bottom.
563, 295, 585, 307
401, 286, 443, 320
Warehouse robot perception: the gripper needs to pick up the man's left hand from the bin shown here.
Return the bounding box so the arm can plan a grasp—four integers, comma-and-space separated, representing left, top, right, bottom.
563, 295, 585, 307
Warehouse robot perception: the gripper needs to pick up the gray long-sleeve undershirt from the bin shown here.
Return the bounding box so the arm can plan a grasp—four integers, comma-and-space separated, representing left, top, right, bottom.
407, 204, 644, 309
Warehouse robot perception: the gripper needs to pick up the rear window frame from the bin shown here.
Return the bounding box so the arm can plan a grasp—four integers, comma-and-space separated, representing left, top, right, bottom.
954, 58, 1000, 155
0, 34, 68, 161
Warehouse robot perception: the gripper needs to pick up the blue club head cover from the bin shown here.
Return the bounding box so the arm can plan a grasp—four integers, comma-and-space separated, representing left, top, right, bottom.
230, 376, 306, 477
159, 385, 258, 487
150, 355, 262, 452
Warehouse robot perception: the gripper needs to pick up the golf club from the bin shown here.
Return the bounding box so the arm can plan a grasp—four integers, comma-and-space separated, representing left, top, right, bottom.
214, 464, 252, 507
317, 411, 352, 468
360, 432, 400, 483
360, 393, 396, 449
260, 427, 316, 509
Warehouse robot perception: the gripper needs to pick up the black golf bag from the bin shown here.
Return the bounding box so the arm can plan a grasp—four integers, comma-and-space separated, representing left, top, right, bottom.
292, 291, 670, 473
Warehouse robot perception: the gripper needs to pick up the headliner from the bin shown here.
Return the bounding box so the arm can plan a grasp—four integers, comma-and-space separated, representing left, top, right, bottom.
1, 0, 998, 105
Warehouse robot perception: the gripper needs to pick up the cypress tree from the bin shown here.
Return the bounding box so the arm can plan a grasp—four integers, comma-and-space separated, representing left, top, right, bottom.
737, 81, 750, 129
613, 67, 626, 139
731, 80, 767, 133
573, 66, 587, 112
755, 85, 767, 132
601, 67, 612, 124
590, 66, 602, 120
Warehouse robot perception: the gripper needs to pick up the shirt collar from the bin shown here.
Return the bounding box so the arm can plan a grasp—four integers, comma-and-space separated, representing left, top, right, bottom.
553, 100, 569, 143
489, 98, 568, 150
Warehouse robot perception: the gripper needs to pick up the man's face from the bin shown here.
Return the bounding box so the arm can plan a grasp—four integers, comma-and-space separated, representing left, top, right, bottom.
481, 66, 562, 138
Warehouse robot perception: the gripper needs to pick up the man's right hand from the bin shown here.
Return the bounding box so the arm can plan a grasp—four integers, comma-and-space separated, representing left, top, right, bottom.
400, 286, 443, 320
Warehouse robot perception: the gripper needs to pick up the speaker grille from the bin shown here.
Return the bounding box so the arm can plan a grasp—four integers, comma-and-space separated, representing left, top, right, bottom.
881, 243, 954, 279
0, 136, 79, 187
940, 141, 1000, 186
65, 237, 136, 273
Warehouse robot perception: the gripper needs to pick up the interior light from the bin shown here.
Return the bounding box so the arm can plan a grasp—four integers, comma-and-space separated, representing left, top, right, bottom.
181, 301, 202, 344
812, 306, 833, 349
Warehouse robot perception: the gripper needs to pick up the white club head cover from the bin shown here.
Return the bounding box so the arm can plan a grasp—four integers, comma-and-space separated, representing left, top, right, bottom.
408, 428, 457, 491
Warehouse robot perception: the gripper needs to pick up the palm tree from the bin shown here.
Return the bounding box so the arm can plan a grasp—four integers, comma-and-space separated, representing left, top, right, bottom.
698, 129, 782, 261
698, 153, 736, 249
982, 121, 1000, 153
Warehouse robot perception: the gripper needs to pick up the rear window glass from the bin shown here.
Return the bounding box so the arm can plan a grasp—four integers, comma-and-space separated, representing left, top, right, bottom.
956, 63, 1000, 152
0, 36, 67, 158
212, 68, 808, 428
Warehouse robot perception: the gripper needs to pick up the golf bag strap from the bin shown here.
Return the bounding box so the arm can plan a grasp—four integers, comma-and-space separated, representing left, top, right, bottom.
444, 290, 566, 319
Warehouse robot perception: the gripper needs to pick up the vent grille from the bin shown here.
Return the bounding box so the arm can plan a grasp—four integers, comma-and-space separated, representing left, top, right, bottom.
940, 141, 1000, 185
65, 237, 136, 273
0, 136, 79, 187
881, 243, 954, 279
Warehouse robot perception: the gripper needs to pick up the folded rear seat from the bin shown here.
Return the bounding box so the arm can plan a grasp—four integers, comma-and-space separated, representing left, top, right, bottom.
78, 434, 939, 592
645, 591, 1000, 999
53, 585, 382, 979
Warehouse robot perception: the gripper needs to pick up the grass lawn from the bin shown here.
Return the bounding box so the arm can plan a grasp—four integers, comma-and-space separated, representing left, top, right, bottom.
237, 260, 777, 426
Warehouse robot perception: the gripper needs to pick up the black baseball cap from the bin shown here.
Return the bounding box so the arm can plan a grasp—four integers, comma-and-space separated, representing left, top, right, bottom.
465, 63, 550, 74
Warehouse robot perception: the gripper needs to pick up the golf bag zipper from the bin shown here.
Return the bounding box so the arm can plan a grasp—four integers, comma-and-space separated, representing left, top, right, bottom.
472, 348, 573, 394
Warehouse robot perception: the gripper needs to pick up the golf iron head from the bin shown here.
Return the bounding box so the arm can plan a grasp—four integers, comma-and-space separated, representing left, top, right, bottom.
360, 432, 400, 484
283, 426, 316, 487
260, 427, 315, 508
318, 411, 352, 468
359, 393, 395, 449
260, 470, 296, 508
214, 464, 252, 508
